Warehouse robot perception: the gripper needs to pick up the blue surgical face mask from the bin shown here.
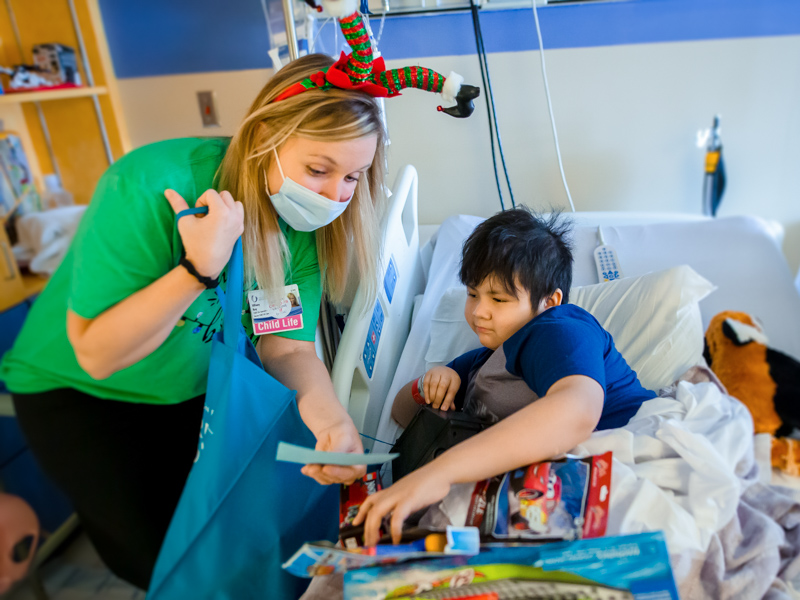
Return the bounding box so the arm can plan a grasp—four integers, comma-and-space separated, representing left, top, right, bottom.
266, 150, 352, 232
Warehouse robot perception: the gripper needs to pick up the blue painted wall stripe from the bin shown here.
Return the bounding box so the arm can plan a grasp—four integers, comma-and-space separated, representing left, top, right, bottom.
100, 0, 800, 79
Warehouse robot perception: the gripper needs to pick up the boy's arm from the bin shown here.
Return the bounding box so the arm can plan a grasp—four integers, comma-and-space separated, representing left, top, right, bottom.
390, 366, 462, 427
391, 379, 419, 428
391, 348, 487, 427
354, 374, 603, 545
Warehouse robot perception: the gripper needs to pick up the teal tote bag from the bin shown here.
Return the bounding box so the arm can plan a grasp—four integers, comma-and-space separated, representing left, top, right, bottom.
148, 215, 338, 599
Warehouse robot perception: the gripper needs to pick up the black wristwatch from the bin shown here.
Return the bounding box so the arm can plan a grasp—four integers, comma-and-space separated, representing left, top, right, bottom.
179, 251, 220, 289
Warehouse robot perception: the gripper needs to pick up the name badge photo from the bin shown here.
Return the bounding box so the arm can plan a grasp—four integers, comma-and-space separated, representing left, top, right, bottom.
249, 284, 303, 335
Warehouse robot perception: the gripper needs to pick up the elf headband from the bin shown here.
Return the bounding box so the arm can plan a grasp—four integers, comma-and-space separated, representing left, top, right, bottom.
273, 3, 480, 118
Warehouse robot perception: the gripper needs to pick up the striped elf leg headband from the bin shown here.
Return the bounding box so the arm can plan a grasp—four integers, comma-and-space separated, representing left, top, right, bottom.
274, 0, 480, 118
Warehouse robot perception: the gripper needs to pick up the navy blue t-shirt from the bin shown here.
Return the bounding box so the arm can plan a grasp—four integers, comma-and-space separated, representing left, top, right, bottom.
446, 304, 656, 430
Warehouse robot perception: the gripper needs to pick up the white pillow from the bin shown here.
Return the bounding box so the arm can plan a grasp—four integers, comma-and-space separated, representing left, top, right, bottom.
423, 265, 716, 392
424, 287, 480, 369
570, 265, 716, 391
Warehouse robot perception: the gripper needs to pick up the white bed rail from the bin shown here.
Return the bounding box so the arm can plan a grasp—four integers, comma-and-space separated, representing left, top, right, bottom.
331, 165, 425, 450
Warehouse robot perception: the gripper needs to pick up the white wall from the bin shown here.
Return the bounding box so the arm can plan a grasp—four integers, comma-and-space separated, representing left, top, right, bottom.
117, 68, 274, 143
115, 34, 800, 275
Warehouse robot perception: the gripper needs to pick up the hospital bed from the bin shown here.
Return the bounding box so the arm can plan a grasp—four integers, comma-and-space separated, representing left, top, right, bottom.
333, 164, 800, 446
330, 164, 800, 597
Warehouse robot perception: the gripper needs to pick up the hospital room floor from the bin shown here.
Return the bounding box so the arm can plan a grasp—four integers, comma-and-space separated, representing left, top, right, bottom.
3, 531, 143, 600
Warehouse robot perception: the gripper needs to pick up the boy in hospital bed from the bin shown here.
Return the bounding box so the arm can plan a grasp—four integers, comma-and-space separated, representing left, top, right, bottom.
352, 207, 657, 546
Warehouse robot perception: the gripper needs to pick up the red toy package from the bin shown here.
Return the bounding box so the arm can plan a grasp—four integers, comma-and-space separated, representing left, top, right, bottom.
339, 471, 383, 548
440, 452, 612, 541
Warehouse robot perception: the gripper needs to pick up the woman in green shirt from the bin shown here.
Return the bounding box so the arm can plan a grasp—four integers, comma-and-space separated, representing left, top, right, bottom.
0, 54, 386, 589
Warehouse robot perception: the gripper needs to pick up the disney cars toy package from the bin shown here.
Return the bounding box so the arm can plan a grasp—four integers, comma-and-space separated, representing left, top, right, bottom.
442, 452, 612, 541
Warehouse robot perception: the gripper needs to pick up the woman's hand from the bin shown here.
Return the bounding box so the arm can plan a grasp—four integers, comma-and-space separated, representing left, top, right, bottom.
353, 463, 452, 546
165, 188, 244, 279
301, 418, 366, 486
423, 366, 461, 411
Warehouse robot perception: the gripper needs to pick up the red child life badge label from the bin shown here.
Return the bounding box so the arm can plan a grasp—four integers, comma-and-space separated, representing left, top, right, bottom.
249, 284, 303, 335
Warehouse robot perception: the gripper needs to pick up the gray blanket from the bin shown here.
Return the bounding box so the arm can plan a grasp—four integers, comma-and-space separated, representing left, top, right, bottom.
674, 477, 800, 599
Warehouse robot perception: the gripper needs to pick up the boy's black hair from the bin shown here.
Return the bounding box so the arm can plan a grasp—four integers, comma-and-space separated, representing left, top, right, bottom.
459, 207, 574, 305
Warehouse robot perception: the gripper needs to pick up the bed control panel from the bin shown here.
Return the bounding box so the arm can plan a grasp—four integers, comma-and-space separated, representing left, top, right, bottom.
594, 244, 623, 283
383, 255, 398, 304
362, 300, 384, 378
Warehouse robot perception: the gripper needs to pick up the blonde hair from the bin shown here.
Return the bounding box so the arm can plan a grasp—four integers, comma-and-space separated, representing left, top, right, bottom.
217, 54, 387, 304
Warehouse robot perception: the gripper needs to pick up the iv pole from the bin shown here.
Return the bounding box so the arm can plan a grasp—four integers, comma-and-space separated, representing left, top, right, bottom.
281, 0, 300, 61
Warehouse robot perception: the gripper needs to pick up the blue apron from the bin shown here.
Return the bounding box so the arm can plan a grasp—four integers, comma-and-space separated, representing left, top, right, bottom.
148, 216, 338, 599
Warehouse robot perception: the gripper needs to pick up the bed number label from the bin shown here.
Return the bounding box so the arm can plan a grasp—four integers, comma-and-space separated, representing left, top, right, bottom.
362, 301, 384, 378
594, 245, 623, 283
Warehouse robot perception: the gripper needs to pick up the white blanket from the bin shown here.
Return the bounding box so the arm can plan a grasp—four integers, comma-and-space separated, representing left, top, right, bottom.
572, 379, 800, 599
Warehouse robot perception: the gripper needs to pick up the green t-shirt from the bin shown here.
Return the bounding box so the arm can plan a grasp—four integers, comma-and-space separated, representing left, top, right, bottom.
0, 138, 322, 404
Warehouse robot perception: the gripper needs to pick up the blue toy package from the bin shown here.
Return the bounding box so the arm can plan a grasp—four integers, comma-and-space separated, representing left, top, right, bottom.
343, 531, 679, 600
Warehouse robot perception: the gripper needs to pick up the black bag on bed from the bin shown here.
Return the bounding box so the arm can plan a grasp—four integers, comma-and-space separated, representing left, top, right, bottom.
391, 406, 491, 482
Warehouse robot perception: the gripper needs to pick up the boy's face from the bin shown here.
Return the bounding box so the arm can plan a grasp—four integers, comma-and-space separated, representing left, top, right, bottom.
464, 277, 561, 350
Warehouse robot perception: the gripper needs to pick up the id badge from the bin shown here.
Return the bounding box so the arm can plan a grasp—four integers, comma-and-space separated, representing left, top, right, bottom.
249, 284, 303, 335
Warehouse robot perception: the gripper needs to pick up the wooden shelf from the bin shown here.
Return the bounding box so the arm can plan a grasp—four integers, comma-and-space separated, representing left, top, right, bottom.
0, 86, 108, 105
21, 272, 48, 297
0, 273, 48, 313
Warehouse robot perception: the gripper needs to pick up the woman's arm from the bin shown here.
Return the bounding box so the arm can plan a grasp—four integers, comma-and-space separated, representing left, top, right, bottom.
67, 189, 243, 379
354, 375, 604, 544
257, 333, 366, 486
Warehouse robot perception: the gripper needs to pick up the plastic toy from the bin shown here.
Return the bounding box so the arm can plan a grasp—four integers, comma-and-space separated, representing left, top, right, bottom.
0, 43, 81, 93
0, 65, 55, 91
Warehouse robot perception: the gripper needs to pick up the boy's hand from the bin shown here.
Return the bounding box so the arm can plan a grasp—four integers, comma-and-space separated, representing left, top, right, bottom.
423, 366, 461, 411
352, 463, 452, 545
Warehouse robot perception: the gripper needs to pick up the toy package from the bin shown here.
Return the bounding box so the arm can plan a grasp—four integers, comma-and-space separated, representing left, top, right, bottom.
284, 453, 612, 581
283, 526, 480, 579
436, 452, 612, 541
284, 472, 481, 578
339, 471, 384, 548
343, 531, 680, 600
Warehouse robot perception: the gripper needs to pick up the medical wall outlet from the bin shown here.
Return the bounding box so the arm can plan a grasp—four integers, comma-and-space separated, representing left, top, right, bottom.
197, 91, 219, 127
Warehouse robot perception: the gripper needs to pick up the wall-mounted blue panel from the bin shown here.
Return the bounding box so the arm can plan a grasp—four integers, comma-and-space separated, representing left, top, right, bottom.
100, 0, 800, 79
99, 0, 275, 78
376, 0, 800, 61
